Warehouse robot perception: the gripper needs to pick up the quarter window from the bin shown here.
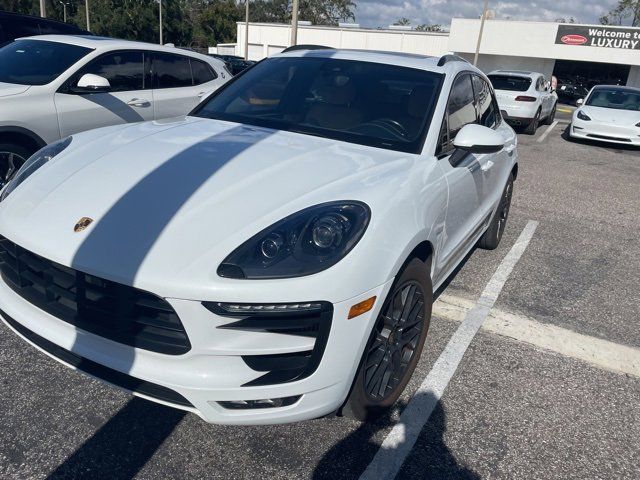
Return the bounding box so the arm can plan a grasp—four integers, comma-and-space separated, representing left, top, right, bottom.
77, 51, 145, 92
154, 53, 192, 88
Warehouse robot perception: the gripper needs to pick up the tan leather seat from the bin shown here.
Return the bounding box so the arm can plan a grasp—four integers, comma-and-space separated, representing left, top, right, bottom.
305, 80, 363, 130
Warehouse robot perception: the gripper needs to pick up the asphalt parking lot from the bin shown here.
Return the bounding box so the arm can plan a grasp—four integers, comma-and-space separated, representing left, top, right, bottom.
1, 113, 639, 479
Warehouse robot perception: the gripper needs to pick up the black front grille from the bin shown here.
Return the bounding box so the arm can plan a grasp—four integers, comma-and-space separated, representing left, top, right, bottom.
0, 236, 190, 355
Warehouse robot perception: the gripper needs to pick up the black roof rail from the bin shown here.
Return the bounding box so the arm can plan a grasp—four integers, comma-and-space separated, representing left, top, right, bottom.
437, 54, 468, 67
282, 44, 334, 53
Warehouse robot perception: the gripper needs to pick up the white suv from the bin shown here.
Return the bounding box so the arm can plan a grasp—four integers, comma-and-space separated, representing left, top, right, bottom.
488, 70, 557, 134
0, 35, 229, 178
0, 49, 517, 424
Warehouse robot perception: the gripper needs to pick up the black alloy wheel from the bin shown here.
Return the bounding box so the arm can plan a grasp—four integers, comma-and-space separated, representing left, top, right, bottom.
364, 281, 425, 401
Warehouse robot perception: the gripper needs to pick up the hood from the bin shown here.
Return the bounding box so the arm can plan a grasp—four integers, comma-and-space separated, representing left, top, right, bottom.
0, 82, 31, 97
580, 105, 640, 125
0, 117, 415, 297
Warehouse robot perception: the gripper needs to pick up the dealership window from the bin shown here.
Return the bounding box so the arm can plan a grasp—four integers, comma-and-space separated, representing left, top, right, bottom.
75, 51, 145, 92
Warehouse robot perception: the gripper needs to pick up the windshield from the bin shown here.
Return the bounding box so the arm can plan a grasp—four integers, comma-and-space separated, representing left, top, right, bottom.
193, 56, 443, 153
488, 75, 532, 92
0, 39, 91, 85
586, 88, 640, 112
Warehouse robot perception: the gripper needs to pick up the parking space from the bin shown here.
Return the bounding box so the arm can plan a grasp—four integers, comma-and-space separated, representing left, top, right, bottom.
1, 125, 639, 479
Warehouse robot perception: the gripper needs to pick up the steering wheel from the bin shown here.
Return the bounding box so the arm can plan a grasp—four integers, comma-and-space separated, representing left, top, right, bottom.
369, 118, 409, 138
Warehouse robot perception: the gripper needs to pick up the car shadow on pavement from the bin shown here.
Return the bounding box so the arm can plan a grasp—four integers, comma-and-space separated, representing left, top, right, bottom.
312, 392, 479, 479
46, 398, 185, 480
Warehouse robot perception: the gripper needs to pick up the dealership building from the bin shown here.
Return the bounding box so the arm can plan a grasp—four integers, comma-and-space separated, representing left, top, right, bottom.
226, 18, 640, 88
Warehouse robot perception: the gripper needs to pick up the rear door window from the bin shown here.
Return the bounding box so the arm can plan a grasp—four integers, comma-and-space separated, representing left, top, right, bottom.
472, 75, 498, 128
191, 59, 216, 85
154, 53, 192, 88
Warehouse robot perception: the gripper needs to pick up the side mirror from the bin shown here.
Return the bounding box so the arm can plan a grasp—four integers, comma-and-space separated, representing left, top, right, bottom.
576, 98, 584, 106
73, 73, 111, 93
453, 124, 504, 154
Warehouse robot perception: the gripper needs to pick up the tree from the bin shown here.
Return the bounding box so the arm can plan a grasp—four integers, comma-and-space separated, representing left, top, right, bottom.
250, 0, 355, 25
393, 17, 411, 26
600, 0, 640, 26
192, 0, 242, 47
554, 17, 577, 24
415, 24, 443, 32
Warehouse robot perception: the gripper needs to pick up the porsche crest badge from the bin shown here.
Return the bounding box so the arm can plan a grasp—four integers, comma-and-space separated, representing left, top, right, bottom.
74, 217, 93, 232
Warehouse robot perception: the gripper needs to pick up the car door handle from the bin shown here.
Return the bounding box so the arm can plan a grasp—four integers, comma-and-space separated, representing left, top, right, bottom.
127, 98, 150, 107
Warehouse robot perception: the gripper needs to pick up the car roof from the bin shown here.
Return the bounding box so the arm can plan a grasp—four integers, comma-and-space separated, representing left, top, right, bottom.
591, 84, 640, 93
15, 34, 223, 65
275, 48, 480, 75
488, 70, 541, 79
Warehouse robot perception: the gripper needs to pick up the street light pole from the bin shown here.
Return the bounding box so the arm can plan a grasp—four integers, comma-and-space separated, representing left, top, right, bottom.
39, 0, 46, 17
473, 0, 489, 66
85, 0, 91, 31
291, 0, 299, 46
244, 0, 249, 60
59, 1, 69, 22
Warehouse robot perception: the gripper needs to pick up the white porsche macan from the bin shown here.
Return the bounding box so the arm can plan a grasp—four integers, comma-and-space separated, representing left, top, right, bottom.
0, 48, 518, 424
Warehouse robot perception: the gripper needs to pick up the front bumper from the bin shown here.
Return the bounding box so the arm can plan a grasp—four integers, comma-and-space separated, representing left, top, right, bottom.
570, 120, 640, 146
0, 263, 393, 424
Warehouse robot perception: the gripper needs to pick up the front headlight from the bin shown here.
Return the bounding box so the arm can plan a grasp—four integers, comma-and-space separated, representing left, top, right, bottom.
217, 201, 370, 279
0, 137, 72, 201
576, 110, 591, 121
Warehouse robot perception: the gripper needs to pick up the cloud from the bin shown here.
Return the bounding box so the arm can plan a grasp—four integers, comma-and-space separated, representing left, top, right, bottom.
354, 0, 620, 28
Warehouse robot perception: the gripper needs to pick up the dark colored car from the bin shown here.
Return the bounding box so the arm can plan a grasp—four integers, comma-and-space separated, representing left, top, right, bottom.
210, 54, 255, 76
0, 10, 92, 47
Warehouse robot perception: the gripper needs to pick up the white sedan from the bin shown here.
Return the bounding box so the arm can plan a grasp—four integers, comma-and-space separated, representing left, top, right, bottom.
488, 70, 557, 135
570, 85, 640, 147
0, 49, 517, 424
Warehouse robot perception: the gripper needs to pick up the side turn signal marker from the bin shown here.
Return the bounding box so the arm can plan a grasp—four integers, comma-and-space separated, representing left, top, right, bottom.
348, 296, 376, 319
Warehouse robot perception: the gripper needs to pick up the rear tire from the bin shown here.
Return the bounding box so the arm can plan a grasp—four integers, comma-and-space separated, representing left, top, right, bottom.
343, 257, 432, 422
544, 103, 556, 125
524, 110, 540, 135
478, 173, 514, 250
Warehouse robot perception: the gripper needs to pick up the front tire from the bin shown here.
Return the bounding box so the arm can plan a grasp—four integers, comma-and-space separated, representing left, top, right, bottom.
343, 257, 432, 422
0, 143, 30, 186
478, 173, 514, 250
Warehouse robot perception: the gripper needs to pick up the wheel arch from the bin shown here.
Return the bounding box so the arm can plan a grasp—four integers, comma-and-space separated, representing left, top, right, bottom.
511, 162, 519, 181
0, 127, 47, 155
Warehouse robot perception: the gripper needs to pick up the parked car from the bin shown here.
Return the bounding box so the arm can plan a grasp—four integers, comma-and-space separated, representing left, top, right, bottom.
570, 85, 640, 146
210, 53, 256, 75
556, 78, 590, 106
0, 10, 92, 47
0, 35, 229, 180
0, 49, 518, 424
488, 70, 557, 134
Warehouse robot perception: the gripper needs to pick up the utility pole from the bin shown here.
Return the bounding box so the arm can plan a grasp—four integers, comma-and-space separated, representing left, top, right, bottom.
159, 0, 163, 44
85, 0, 91, 31
473, 0, 489, 66
39, 0, 46, 17
291, 0, 299, 46
244, 0, 249, 60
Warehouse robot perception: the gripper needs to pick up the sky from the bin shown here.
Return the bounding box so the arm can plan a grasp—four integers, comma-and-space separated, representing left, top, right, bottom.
353, 0, 621, 29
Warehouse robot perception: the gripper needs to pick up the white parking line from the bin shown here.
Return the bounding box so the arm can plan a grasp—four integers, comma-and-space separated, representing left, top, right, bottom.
537, 120, 559, 143
359, 220, 538, 480
433, 294, 640, 378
